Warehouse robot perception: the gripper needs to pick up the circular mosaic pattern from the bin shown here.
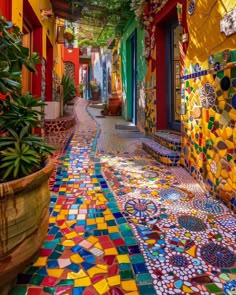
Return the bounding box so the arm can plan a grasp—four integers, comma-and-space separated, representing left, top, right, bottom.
125, 198, 158, 219
193, 197, 224, 215
170, 254, 189, 267
159, 188, 186, 201
178, 215, 207, 232
143, 171, 158, 178
200, 243, 235, 268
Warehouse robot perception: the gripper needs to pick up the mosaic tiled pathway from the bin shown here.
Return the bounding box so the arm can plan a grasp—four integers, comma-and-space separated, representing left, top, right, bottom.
11, 99, 236, 295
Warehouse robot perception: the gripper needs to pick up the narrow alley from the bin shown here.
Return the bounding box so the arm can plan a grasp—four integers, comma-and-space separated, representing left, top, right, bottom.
10, 99, 236, 295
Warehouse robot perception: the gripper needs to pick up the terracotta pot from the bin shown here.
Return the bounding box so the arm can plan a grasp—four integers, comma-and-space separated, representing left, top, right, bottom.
0, 159, 54, 293
91, 91, 100, 101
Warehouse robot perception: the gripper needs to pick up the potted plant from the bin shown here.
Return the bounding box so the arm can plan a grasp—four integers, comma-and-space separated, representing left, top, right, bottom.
89, 80, 100, 101
0, 14, 54, 293
64, 27, 75, 43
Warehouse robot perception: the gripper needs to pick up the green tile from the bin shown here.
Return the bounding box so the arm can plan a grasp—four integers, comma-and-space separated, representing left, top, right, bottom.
122, 230, 134, 237
49, 251, 61, 259
116, 217, 127, 224
120, 270, 134, 280
9, 286, 27, 295
124, 237, 138, 246
56, 279, 74, 286
25, 266, 39, 274
29, 274, 45, 285
130, 254, 145, 264
119, 263, 131, 271
119, 224, 130, 232
107, 220, 116, 226
136, 273, 153, 285
117, 246, 129, 254
110, 232, 121, 240
138, 285, 156, 295
43, 287, 56, 294
206, 284, 222, 293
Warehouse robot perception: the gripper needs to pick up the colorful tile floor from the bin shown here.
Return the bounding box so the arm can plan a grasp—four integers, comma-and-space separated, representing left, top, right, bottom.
11, 99, 236, 295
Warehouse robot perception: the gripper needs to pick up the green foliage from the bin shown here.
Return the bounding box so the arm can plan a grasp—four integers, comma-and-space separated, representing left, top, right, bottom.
61, 74, 77, 105
0, 15, 40, 94
0, 14, 54, 181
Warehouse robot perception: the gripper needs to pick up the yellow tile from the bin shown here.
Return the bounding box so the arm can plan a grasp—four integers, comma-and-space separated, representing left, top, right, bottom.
71, 254, 84, 264
62, 240, 75, 247
72, 269, 87, 278
59, 187, 66, 192
57, 214, 66, 221
87, 218, 96, 225
117, 255, 130, 264
98, 223, 108, 230
104, 215, 114, 221
97, 264, 108, 271
33, 257, 47, 267
49, 217, 56, 223
121, 280, 137, 292
65, 232, 78, 239
68, 271, 87, 279
74, 277, 91, 287
107, 275, 120, 286
55, 205, 62, 210
125, 292, 139, 295
87, 267, 107, 278
96, 217, 105, 224
66, 221, 76, 227
104, 248, 118, 255
93, 279, 110, 294
103, 209, 112, 215
47, 269, 64, 278
108, 226, 119, 233
94, 242, 103, 249
87, 236, 99, 244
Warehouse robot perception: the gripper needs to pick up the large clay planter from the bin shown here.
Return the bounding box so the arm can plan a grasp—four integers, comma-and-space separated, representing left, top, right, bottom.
91, 91, 100, 101
0, 159, 54, 293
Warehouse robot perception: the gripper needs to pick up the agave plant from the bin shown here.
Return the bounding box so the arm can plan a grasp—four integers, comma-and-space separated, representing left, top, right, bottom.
0, 14, 54, 181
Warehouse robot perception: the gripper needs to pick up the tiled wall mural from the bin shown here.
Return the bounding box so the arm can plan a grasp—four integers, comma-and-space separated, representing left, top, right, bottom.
182, 49, 236, 212
145, 73, 156, 134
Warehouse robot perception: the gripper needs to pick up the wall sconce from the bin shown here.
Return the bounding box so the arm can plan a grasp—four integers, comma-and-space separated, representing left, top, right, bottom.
177, 3, 182, 26
68, 48, 73, 53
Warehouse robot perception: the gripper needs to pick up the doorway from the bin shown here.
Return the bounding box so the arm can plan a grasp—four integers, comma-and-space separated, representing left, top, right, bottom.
166, 21, 182, 131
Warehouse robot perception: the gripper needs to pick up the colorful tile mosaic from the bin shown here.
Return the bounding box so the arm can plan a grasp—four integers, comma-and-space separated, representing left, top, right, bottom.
10, 98, 236, 295
182, 49, 236, 212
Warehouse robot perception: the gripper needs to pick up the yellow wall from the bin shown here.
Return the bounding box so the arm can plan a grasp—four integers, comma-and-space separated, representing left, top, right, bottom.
182, 0, 236, 211
11, 0, 63, 79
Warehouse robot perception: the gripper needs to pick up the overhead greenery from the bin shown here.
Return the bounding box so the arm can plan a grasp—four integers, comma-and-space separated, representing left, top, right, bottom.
54, 0, 134, 47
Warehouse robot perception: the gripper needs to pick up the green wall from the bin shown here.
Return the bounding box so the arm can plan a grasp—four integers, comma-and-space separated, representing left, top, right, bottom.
120, 17, 146, 120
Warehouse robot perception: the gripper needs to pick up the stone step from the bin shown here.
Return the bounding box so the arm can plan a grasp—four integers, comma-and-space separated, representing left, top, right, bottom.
154, 130, 181, 151
142, 138, 180, 166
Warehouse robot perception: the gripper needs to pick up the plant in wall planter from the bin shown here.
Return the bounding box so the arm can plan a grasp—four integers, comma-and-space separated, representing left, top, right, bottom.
0, 14, 54, 294
64, 27, 75, 43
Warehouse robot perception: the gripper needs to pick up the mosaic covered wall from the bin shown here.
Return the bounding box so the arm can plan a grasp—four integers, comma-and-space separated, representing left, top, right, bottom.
182, 0, 236, 211
145, 46, 156, 134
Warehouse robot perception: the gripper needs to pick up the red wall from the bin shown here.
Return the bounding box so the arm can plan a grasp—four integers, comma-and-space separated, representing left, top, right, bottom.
154, 0, 187, 130
45, 39, 53, 102
0, 0, 12, 20
64, 47, 80, 91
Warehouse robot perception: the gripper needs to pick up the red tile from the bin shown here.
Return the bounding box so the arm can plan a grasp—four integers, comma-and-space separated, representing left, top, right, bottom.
45, 235, 55, 241
92, 274, 105, 284
113, 239, 125, 246
98, 236, 110, 243
104, 255, 116, 266
27, 288, 42, 295
108, 264, 118, 276
101, 242, 114, 249
39, 249, 53, 257
55, 286, 73, 295
41, 276, 58, 287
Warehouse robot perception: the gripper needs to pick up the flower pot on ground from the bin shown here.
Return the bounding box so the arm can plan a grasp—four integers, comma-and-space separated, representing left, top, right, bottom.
0, 14, 54, 292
